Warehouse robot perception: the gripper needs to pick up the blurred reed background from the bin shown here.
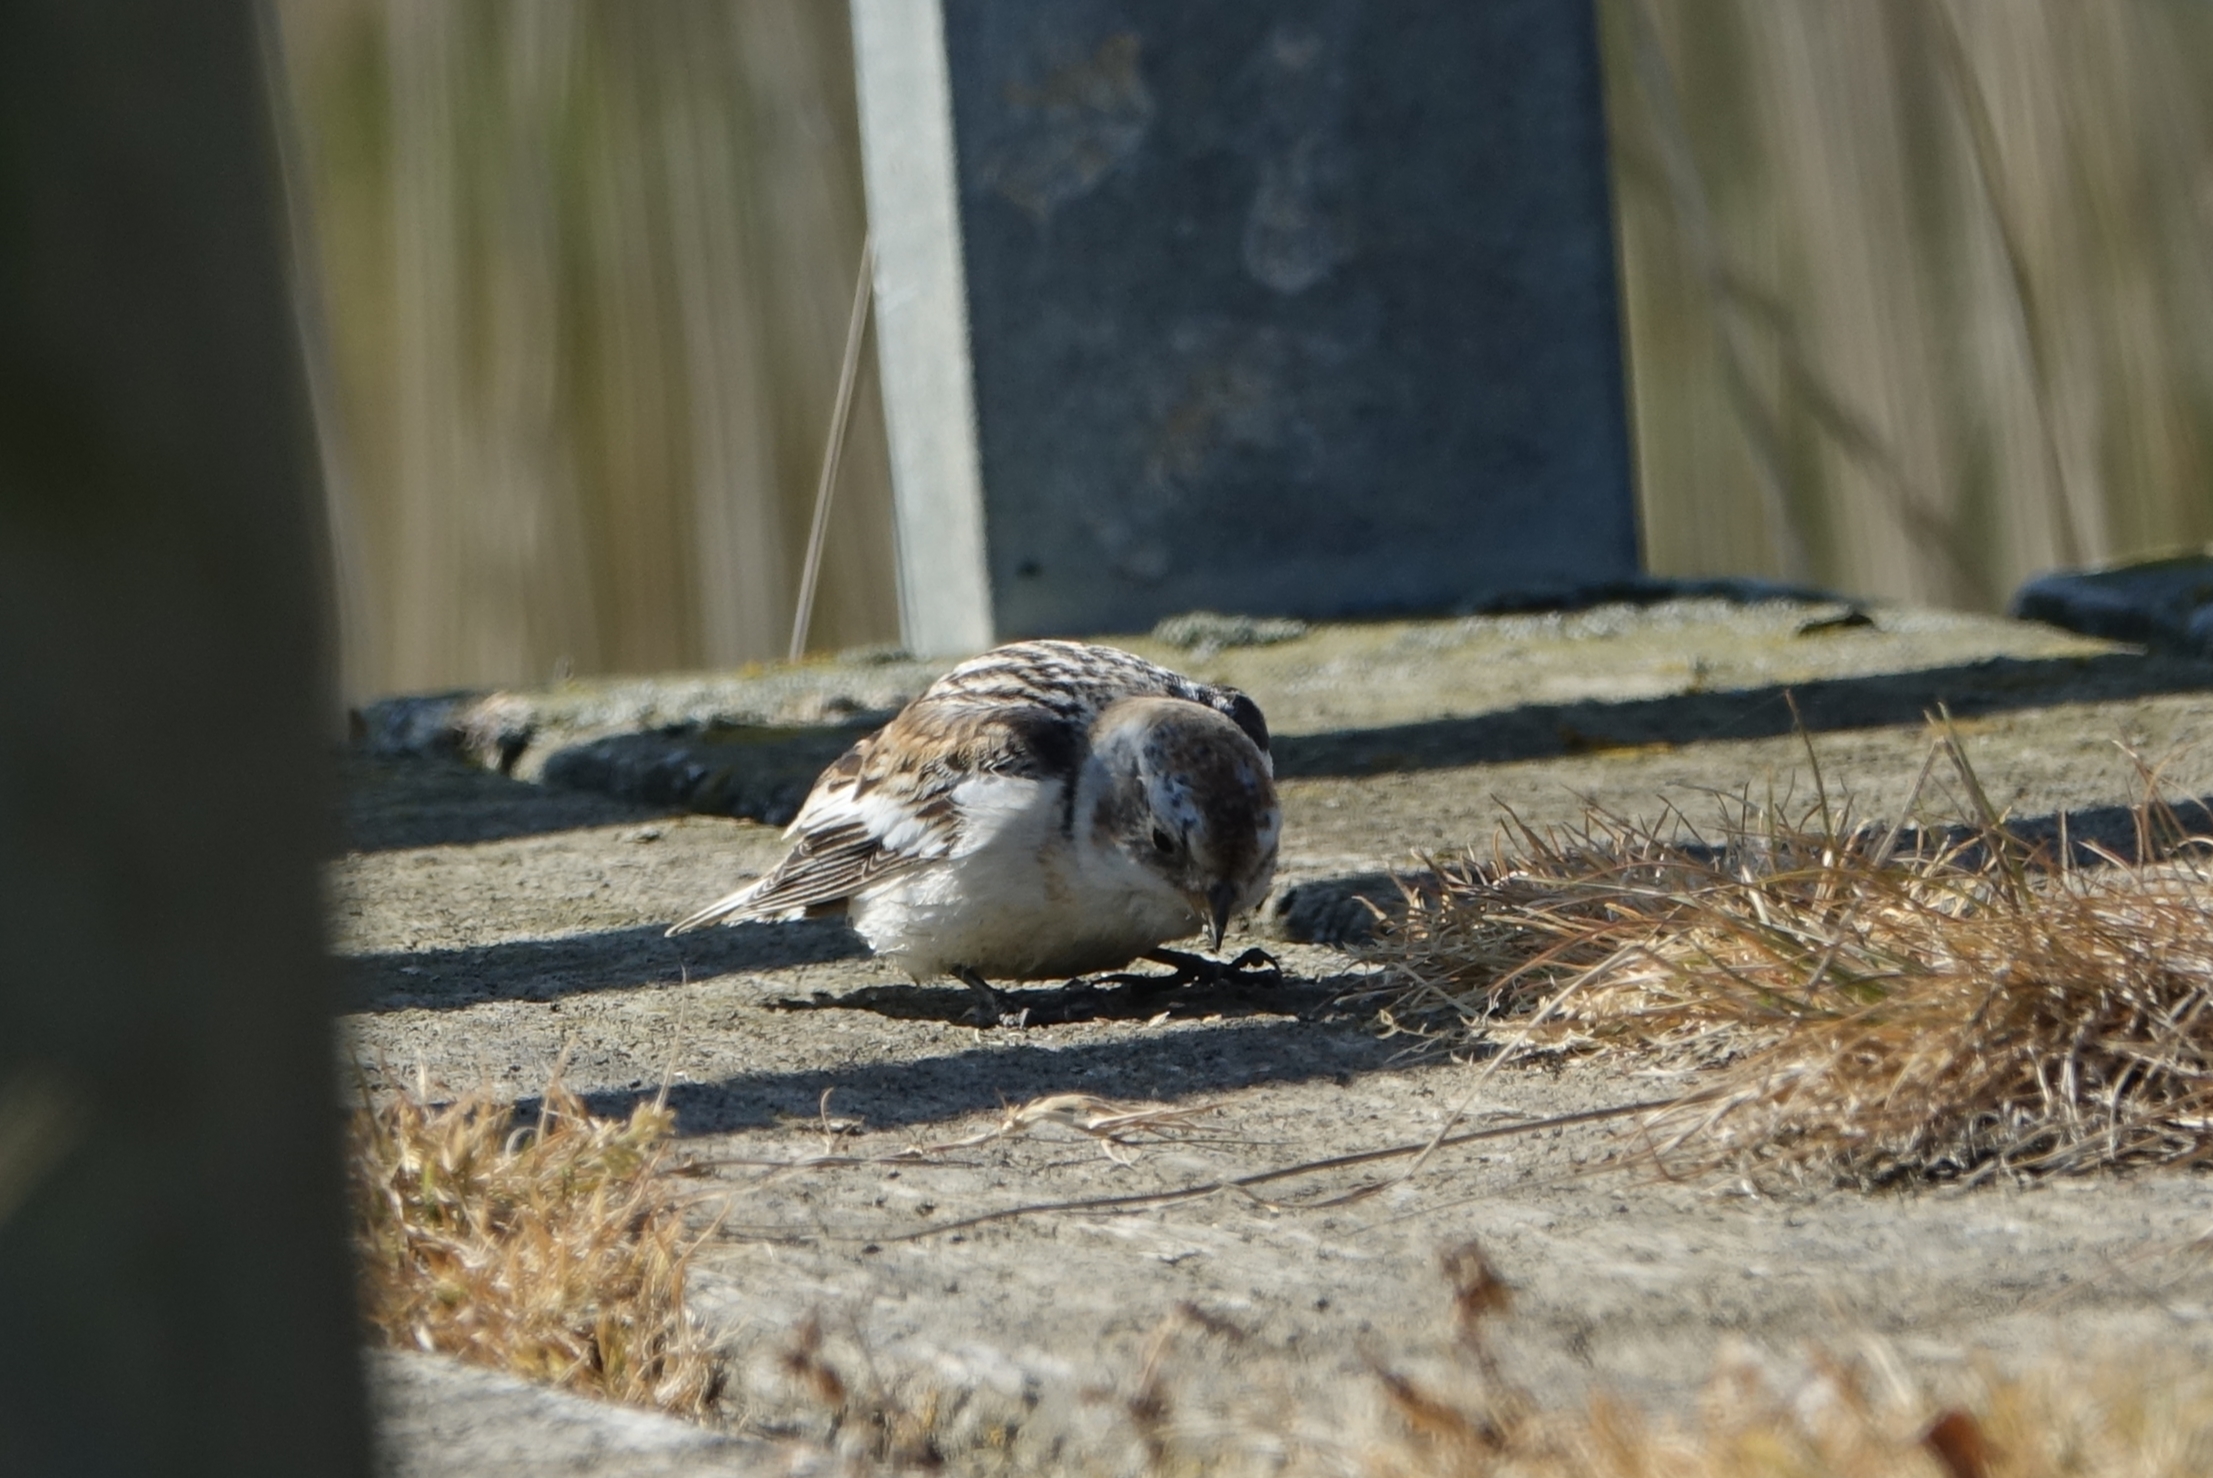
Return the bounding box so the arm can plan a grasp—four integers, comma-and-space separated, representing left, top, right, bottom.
272, 1, 2213, 703
273, 0, 900, 704
1602, 0, 2213, 614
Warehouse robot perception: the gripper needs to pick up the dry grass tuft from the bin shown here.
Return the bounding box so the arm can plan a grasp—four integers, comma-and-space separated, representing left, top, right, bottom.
348, 1075, 723, 1417
1370, 726, 2213, 1184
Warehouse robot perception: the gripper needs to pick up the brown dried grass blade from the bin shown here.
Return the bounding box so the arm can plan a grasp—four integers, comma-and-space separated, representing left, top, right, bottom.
1368, 726, 2213, 1186
348, 1077, 723, 1417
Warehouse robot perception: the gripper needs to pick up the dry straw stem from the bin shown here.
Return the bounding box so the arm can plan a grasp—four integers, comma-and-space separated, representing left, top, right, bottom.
1371, 723, 2213, 1186
349, 1075, 723, 1417
711, 1092, 1231, 1182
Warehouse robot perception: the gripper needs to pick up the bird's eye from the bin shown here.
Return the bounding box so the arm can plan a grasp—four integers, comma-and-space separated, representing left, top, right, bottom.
1151, 825, 1177, 855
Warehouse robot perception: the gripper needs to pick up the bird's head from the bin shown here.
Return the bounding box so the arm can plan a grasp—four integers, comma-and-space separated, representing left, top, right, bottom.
1088, 695, 1280, 947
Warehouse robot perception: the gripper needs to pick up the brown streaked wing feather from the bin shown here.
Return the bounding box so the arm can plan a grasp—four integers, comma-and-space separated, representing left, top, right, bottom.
731, 700, 1078, 918
732, 819, 914, 917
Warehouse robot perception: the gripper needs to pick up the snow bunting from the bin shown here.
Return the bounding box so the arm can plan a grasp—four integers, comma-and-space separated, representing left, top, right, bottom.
669, 640, 1281, 1021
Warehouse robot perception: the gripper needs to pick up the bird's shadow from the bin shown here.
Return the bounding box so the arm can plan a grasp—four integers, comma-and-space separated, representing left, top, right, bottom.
766, 968, 1339, 1028
340, 917, 868, 1013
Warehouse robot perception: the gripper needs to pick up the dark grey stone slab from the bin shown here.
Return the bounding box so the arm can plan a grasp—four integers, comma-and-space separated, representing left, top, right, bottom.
2011, 555, 2213, 655
955, 0, 1636, 634
856, 0, 1638, 648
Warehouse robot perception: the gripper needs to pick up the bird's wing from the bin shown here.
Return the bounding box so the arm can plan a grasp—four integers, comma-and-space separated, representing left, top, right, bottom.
665, 697, 1080, 934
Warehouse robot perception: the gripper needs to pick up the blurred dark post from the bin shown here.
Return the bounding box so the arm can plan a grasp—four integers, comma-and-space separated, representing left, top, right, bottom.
854, 0, 1639, 650
0, 4, 368, 1475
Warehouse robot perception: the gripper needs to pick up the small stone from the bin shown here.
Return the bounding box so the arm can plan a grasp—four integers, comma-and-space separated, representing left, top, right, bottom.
1151, 611, 1309, 654
2011, 553, 2213, 655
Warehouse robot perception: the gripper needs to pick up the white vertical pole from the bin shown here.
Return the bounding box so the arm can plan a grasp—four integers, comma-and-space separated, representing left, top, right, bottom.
848, 0, 996, 657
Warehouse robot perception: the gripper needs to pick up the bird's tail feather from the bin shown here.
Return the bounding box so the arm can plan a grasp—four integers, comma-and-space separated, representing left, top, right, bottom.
665, 881, 763, 937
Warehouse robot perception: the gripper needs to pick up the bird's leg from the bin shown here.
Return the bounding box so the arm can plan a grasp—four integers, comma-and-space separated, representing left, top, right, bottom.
1104, 946, 1282, 994
953, 966, 1027, 1028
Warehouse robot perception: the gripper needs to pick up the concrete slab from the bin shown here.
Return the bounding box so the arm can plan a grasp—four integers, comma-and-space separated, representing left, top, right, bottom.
369, 1352, 791, 1477
342, 598, 2213, 1470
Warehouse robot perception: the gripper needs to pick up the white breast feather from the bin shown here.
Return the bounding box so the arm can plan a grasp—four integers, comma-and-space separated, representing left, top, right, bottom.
849, 770, 1197, 981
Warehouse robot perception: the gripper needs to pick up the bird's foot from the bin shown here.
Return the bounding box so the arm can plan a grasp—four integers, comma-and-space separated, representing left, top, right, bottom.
1103, 946, 1282, 996
954, 966, 1029, 1028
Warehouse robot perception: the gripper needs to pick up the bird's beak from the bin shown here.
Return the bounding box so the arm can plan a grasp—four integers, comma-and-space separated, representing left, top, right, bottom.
1205, 881, 1239, 951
